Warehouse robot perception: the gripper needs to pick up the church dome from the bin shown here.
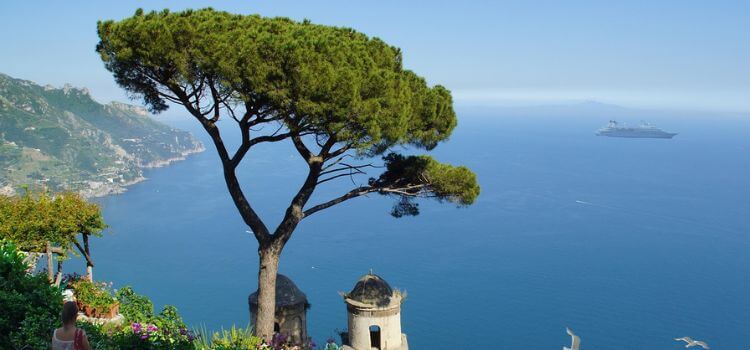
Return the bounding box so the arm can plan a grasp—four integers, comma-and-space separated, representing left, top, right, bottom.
346, 273, 393, 307
249, 274, 307, 307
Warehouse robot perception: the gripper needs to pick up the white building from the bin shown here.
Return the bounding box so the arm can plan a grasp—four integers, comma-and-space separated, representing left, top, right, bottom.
341, 273, 408, 350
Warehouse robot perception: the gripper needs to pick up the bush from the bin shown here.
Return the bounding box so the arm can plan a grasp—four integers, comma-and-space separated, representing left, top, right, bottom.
117, 286, 154, 321
194, 324, 262, 350
0, 240, 63, 349
71, 278, 118, 316
80, 286, 195, 349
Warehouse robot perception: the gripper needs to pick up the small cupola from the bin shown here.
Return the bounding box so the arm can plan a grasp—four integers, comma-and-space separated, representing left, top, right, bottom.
249, 274, 310, 346
341, 272, 409, 350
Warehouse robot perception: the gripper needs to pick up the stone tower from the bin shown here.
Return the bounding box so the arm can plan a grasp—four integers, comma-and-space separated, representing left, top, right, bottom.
341, 273, 409, 350
249, 274, 309, 345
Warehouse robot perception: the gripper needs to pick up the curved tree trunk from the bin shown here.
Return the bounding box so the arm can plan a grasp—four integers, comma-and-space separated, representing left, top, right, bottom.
255, 246, 281, 342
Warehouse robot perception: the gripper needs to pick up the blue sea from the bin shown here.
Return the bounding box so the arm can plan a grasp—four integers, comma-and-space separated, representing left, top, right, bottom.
68, 105, 750, 349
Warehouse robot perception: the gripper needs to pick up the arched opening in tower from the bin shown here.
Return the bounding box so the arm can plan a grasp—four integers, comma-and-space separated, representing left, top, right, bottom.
369, 325, 381, 349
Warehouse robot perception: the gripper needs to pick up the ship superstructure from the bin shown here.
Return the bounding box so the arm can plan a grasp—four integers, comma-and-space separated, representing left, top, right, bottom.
596, 120, 677, 139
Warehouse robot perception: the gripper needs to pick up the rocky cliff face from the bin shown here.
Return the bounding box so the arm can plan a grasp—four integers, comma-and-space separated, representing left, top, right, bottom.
0, 72, 204, 197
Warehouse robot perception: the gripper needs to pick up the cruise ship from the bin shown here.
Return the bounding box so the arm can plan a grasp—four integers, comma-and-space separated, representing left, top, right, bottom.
596, 120, 677, 139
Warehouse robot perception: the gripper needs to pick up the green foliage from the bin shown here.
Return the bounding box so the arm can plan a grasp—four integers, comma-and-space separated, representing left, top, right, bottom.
324, 342, 341, 350
71, 278, 117, 314
0, 239, 27, 276
96, 8, 454, 153
96, 9, 479, 340
96, 8, 479, 218
0, 72, 203, 194
78, 286, 196, 349
371, 153, 481, 217
0, 240, 63, 349
194, 324, 262, 350
117, 285, 155, 321
0, 189, 106, 252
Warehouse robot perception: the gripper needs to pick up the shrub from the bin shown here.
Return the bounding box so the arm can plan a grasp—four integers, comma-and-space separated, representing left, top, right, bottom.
323, 338, 340, 350
0, 240, 63, 349
117, 286, 154, 321
80, 286, 195, 349
71, 278, 118, 316
194, 324, 262, 350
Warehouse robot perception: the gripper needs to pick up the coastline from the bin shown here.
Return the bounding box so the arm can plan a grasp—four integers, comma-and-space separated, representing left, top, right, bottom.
81, 143, 205, 199
139, 143, 206, 169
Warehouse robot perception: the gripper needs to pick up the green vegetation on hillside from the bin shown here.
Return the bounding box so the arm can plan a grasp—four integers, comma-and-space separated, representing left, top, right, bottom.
0, 73, 203, 196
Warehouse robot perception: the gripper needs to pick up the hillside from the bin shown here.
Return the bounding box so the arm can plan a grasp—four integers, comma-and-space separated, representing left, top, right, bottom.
0, 73, 204, 197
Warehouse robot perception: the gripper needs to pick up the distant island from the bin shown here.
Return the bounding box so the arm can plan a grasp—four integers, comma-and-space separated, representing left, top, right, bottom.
0, 73, 204, 197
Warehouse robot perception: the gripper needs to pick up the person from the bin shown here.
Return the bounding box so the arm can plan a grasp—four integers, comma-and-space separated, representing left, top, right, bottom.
51, 301, 91, 350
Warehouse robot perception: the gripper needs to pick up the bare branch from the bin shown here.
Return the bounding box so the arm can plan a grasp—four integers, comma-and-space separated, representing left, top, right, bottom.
319, 162, 378, 176
325, 144, 352, 160
303, 183, 430, 218
317, 172, 361, 185
230, 131, 295, 168
302, 186, 376, 217
164, 81, 272, 241
322, 154, 355, 171
207, 76, 222, 122
72, 239, 94, 267
291, 134, 313, 161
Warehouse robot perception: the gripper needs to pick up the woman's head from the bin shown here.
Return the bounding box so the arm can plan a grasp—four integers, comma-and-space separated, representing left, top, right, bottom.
62, 301, 78, 325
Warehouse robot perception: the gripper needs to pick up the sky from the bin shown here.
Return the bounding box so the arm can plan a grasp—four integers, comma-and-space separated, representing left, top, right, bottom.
0, 0, 748, 112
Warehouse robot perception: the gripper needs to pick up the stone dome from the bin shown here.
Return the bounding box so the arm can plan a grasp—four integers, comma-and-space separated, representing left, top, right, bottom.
249, 274, 307, 307
346, 273, 394, 307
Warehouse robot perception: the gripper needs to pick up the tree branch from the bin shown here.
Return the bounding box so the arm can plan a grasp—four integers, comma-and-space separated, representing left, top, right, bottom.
73, 239, 94, 268
291, 134, 313, 162
319, 162, 377, 176
303, 184, 429, 218
167, 83, 272, 242
207, 76, 222, 122
302, 186, 376, 217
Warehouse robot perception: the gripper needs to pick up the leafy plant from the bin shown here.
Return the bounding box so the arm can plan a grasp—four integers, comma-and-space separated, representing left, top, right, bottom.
71, 278, 117, 315
117, 285, 154, 321
80, 286, 196, 349
324, 338, 341, 350
0, 240, 63, 349
194, 324, 262, 350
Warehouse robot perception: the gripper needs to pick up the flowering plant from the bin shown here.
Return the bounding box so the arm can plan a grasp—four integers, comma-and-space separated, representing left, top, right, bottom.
131, 321, 195, 343
78, 286, 196, 349
71, 278, 118, 318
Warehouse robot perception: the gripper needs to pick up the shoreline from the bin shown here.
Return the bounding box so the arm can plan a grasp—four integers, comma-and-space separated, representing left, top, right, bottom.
81, 144, 205, 199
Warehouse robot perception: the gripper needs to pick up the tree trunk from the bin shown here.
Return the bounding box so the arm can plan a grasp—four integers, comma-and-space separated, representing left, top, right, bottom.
255, 246, 281, 342
46, 242, 54, 283
54, 259, 63, 286
83, 234, 93, 281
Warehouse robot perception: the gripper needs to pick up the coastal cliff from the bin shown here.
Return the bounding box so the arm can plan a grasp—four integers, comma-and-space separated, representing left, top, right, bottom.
0, 72, 204, 197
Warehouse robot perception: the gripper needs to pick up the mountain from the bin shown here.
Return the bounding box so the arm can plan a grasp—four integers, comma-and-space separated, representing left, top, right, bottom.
0, 73, 204, 197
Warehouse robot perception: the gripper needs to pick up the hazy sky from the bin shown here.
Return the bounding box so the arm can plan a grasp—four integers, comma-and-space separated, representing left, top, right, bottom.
1, 0, 748, 112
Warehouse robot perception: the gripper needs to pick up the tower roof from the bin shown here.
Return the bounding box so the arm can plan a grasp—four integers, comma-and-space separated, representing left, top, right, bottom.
249, 274, 307, 307
346, 273, 394, 307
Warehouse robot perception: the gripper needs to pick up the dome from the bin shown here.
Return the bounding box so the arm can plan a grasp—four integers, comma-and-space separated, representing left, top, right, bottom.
249, 274, 307, 307
346, 273, 394, 307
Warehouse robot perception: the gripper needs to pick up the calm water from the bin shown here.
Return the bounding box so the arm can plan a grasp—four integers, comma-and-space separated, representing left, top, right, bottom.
68, 107, 750, 349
